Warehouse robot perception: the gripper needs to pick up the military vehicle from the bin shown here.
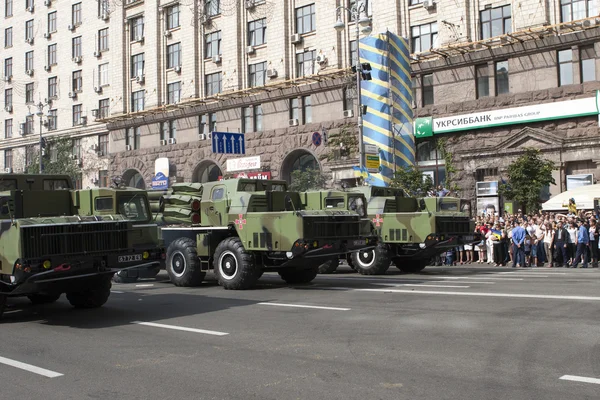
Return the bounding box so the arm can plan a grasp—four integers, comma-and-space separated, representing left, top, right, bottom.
151, 178, 377, 290
0, 174, 162, 318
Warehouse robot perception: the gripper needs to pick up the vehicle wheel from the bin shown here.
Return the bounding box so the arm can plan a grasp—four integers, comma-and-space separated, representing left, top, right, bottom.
395, 259, 427, 273
27, 293, 61, 305
351, 244, 391, 275
278, 268, 318, 284
166, 237, 206, 287
112, 271, 139, 284
66, 278, 112, 309
317, 257, 339, 274
347, 256, 356, 270
213, 237, 258, 290
0, 295, 6, 319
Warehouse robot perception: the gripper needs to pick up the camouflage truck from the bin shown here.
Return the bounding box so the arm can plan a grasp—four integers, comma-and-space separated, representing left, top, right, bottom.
156, 178, 377, 290
0, 174, 162, 318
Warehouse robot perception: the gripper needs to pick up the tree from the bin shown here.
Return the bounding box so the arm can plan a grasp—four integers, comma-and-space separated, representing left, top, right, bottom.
498, 148, 556, 213
390, 165, 434, 197
25, 137, 82, 184
289, 168, 327, 191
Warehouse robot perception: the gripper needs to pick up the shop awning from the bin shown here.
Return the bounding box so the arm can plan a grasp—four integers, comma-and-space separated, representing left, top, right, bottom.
542, 184, 600, 211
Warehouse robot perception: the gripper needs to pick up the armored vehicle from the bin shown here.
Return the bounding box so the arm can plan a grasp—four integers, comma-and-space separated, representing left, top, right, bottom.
0, 174, 162, 318
154, 178, 377, 290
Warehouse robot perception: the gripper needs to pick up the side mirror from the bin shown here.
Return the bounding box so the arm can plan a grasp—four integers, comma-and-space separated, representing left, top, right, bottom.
285, 195, 295, 211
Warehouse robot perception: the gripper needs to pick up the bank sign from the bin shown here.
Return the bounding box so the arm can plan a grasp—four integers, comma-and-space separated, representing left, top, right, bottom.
414, 91, 600, 137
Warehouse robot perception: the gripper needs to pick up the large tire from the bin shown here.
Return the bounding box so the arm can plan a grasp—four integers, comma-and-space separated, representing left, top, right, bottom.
395, 259, 427, 273
166, 237, 206, 287
351, 244, 391, 275
278, 268, 318, 284
27, 293, 61, 305
213, 237, 258, 290
66, 278, 112, 309
317, 257, 339, 274
113, 272, 139, 284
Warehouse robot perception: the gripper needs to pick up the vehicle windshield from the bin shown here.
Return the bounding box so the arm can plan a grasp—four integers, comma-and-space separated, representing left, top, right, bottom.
439, 199, 459, 211
117, 194, 150, 221
325, 197, 345, 208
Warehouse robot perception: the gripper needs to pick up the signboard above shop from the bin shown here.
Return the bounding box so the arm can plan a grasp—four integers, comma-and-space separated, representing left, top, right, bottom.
219, 171, 272, 181
226, 156, 261, 172
476, 181, 499, 197
414, 90, 600, 138
566, 174, 594, 191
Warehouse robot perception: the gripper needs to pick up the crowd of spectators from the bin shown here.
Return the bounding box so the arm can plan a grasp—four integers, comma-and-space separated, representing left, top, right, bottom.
442, 199, 599, 268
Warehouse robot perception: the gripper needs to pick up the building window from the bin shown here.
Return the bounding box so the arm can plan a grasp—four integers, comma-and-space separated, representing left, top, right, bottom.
166, 5, 180, 30
561, 0, 595, 23
48, 44, 57, 66
4, 149, 12, 168
73, 105, 82, 126
476, 64, 489, 98
48, 12, 57, 33
25, 83, 34, 103
416, 138, 447, 186
99, 63, 109, 86
580, 45, 596, 83
72, 70, 83, 92
98, 134, 109, 156
98, 28, 109, 51
72, 138, 82, 160
72, 3, 82, 26
495, 60, 509, 95
4, 57, 12, 79
72, 36, 82, 58
47, 109, 57, 130
25, 20, 34, 41
25, 0, 33, 9
126, 127, 141, 150
167, 82, 181, 104
25, 51, 34, 71
25, 146, 35, 166
4, 120, 12, 139
209, 113, 217, 131
130, 16, 144, 41
411, 22, 438, 53
349, 40, 358, 66
558, 49, 573, 86
131, 53, 144, 78
205, 31, 222, 58
48, 76, 57, 98
249, 62, 267, 87
422, 74, 434, 106
167, 43, 181, 68
25, 115, 34, 135
4, 27, 12, 48
4, 88, 12, 108
296, 4, 316, 34
99, 170, 109, 187
161, 121, 177, 140
98, 98, 110, 119
205, 0, 220, 17
248, 18, 266, 46
343, 88, 355, 111
480, 5, 512, 40
98, 0, 110, 16
131, 90, 145, 112
302, 96, 312, 124
296, 50, 316, 77
205, 72, 222, 96
5, 0, 12, 17
253, 104, 263, 132
289, 98, 299, 121
242, 106, 252, 132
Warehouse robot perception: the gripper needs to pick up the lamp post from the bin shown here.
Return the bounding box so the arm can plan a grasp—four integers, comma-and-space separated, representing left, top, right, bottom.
35, 101, 50, 174
334, 2, 372, 171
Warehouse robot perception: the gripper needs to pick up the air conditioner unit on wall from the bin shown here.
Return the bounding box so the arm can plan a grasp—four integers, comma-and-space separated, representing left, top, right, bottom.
125, 144, 132, 151
316, 54, 327, 64
44, 0, 51, 6
68, 92, 77, 98
160, 139, 167, 146
68, 24, 75, 31
245, 0, 256, 9
136, 75, 145, 83
101, 13, 109, 21
26, 38, 34, 44
168, 138, 176, 145
164, 30, 172, 38
26, 69, 34, 76
94, 51, 101, 57
174, 65, 182, 73
3, 76, 11, 83
198, 133, 206, 140
4, 168, 13, 173
5, 105, 13, 113
26, 6, 34, 12
44, 32, 51, 39
94, 86, 102, 93
290, 33, 302, 44
267, 69, 277, 78
212, 54, 221, 64
423, 0, 436, 9
343, 109, 354, 118
73, 56, 82, 63
289, 118, 299, 127
246, 46, 255, 54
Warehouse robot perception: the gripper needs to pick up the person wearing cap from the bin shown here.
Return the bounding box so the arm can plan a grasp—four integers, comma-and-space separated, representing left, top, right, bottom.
571, 219, 589, 268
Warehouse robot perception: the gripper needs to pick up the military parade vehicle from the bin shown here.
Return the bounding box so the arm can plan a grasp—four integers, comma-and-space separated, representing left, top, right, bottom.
148, 178, 377, 290
0, 174, 162, 318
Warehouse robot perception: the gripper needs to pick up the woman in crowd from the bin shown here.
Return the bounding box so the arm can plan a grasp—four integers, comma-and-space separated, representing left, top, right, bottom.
567, 221, 578, 265
543, 222, 554, 267
589, 219, 598, 268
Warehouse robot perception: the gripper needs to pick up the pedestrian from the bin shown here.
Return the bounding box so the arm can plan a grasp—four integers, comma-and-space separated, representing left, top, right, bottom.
571, 219, 589, 268
512, 221, 526, 268
566, 221, 578, 265
589, 219, 598, 268
485, 223, 495, 264
533, 222, 545, 267
543, 222, 554, 268
464, 242, 473, 264
554, 220, 569, 268
491, 224, 505, 266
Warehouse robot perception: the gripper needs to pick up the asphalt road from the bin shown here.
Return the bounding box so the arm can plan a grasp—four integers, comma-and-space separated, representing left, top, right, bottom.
2, 265, 600, 400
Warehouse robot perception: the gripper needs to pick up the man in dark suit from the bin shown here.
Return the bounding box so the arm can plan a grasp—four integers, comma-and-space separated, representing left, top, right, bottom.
554, 221, 569, 268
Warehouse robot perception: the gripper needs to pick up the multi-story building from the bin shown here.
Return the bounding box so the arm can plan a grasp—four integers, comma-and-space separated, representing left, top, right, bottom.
1, 0, 600, 202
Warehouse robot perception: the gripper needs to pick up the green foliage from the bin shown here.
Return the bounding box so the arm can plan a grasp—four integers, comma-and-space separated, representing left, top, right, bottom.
289, 168, 327, 192
326, 124, 358, 161
498, 148, 556, 213
25, 137, 82, 184
390, 165, 434, 197
436, 138, 459, 192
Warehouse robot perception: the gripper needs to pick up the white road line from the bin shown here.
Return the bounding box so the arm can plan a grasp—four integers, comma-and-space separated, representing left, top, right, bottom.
491, 274, 549, 278
431, 280, 495, 285
438, 277, 524, 281
0, 356, 63, 378
131, 321, 229, 336
346, 288, 600, 301
135, 284, 154, 288
373, 283, 471, 289
258, 302, 351, 311
559, 375, 600, 385
110, 290, 125, 294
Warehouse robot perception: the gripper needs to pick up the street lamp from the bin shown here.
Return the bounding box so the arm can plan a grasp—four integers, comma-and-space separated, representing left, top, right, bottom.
35, 101, 50, 174
334, 2, 372, 171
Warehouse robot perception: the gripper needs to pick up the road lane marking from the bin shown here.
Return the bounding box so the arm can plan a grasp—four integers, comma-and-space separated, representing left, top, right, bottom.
0, 356, 63, 378
344, 288, 600, 301
258, 302, 350, 311
431, 280, 495, 285
135, 284, 154, 288
111, 290, 125, 294
560, 375, 600, 385
132, 321, 229, 336
438, 277, 524, 281
373, 284, 471, 289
